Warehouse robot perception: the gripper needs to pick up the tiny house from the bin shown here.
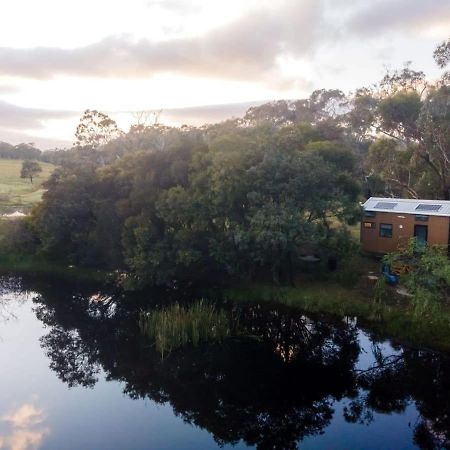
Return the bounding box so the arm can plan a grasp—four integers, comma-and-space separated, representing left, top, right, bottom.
360, 197, 450, 254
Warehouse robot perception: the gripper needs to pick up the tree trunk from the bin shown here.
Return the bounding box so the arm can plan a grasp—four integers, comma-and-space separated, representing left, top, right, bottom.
443, 187, 450, 200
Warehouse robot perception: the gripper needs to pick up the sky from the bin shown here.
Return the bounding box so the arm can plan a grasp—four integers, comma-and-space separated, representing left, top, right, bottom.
0, 0, 448, 148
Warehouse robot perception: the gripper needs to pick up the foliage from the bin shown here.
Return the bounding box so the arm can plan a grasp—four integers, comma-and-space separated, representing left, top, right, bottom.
0, 218, 38, 255
139, 301, 231, 357
0, 142, 42, 161
378, 91, 422, 140
433, 38, 450, 69
383, 239, 450, 315
27, 114, 361, 285
373, 276, 386, 303
75, 109, 123, 149
356, 40, 450, 200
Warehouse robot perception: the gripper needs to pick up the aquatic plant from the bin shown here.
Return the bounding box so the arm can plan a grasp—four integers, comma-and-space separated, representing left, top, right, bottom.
139, 300, 231, 358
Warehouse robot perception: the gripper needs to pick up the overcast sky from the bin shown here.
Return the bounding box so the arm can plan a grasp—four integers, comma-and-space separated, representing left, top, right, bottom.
0, 0, 448, 148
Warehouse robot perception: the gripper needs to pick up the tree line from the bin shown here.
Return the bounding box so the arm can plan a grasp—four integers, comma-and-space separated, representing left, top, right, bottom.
3, 38, 448, 287
0, 141, 43, 161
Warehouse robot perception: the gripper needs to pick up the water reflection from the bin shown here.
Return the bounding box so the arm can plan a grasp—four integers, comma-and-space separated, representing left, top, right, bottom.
0, 402, 49, 450
4, 276, 450, 449
350, 347, 450, 449
27, 280, 362, 448
0, 277, 31, 325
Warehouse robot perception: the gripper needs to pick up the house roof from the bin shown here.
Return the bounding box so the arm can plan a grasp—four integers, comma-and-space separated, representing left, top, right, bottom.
362, 197, 450, 217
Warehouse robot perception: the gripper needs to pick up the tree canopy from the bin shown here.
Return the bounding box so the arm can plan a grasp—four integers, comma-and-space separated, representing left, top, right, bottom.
20, 160, 42, 183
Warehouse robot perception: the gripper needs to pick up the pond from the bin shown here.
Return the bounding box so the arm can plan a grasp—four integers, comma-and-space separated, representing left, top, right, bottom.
0, 275, 449, 450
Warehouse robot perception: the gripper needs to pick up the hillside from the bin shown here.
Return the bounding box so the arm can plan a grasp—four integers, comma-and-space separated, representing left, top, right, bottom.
0, 159, 56, 215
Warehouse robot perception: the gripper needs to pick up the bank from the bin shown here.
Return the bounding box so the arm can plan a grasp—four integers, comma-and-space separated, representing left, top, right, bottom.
1, 247, 449, 352
223, 280, 450, 352
0, 255, 109, 284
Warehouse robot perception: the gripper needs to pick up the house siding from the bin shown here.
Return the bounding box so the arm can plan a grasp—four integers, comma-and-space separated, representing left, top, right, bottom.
360, 212, 450, 253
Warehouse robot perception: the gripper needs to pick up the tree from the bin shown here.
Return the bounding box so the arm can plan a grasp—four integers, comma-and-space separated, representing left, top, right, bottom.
365, 138, 425, 198
433, 38, 450, 69
416, 85, 450, 199
20, 160, 42, 183
75, 109, 123, 149
34, 165, 98, 264
344, 41, 450, 200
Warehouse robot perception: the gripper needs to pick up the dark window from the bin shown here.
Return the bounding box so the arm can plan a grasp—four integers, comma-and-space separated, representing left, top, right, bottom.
415, 204, 442, 212
364, 210, 376, 217
380, 223, 393, 238
415, 215, 429, 222
363, 222, 376, 229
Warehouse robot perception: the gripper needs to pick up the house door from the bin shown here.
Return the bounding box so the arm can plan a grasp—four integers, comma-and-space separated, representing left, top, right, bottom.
414, 224, 428, 249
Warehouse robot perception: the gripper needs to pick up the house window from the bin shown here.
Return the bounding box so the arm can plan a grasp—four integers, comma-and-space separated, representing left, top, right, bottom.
364, 210, 376, 218
415, 215, 429, 222
380, 223, 393, 238
363, 222, 376, 229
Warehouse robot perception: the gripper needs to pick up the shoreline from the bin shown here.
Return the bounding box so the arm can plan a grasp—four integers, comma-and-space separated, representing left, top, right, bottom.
0, 257, 109, 284
1, 259, 449, 352
223, 282, 450, 352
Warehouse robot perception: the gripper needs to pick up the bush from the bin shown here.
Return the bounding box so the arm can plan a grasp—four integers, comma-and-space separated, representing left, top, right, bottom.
0, 218, 39, 258
383, 239, 450, 315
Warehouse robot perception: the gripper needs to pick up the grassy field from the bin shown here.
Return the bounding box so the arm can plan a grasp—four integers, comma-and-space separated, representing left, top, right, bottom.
0, 159, 56, 215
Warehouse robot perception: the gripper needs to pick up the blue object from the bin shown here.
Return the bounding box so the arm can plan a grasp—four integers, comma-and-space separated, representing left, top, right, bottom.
381, 264, 399, 285
385, 273, 398, 285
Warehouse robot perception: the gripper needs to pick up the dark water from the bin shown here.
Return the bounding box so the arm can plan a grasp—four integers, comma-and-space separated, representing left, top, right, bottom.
0, 276, 449, 450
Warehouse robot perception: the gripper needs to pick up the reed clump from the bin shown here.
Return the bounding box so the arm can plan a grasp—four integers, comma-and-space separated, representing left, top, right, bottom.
139, 300, 231, 358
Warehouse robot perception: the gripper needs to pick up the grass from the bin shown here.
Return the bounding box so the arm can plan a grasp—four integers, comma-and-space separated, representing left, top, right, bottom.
223, 281, 450, 351
139, 301, 232, 358
224, 282, 376, 316
0, 159, 56, 215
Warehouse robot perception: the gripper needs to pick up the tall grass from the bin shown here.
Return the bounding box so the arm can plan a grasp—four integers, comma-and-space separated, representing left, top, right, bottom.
139, 300, 232, 358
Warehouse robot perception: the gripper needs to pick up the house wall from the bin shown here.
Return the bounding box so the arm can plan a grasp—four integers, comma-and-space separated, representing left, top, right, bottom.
360, 212, 450, 253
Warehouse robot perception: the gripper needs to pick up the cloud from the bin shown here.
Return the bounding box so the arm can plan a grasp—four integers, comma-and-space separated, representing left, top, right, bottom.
0, 101, 74, 148
345, 0, 450, 36
2, 404, 45, 428
0, 403, 50, 450
0, 0, 323, 84
0, 85, 20, 95
160, 100, 268, 125
0, 100, 74, 130
0, 128, 72, 149
145, 0, 204, 14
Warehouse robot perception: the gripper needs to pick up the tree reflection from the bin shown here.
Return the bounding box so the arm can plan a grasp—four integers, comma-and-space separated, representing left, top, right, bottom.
0, 275, 30, 324
22, 277, 450, 450
349, 347, 450, 449
40, 327, 101, 388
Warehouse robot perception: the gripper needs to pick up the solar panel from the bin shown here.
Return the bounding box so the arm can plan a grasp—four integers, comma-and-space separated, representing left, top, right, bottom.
374, 202, 397, 209
415, 204, 442, 211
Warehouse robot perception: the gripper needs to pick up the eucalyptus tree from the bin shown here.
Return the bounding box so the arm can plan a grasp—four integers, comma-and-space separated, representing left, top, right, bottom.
75, 109, 123, 149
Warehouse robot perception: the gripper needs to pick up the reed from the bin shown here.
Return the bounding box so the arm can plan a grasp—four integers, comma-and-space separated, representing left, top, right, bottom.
139, 300, 231, 358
